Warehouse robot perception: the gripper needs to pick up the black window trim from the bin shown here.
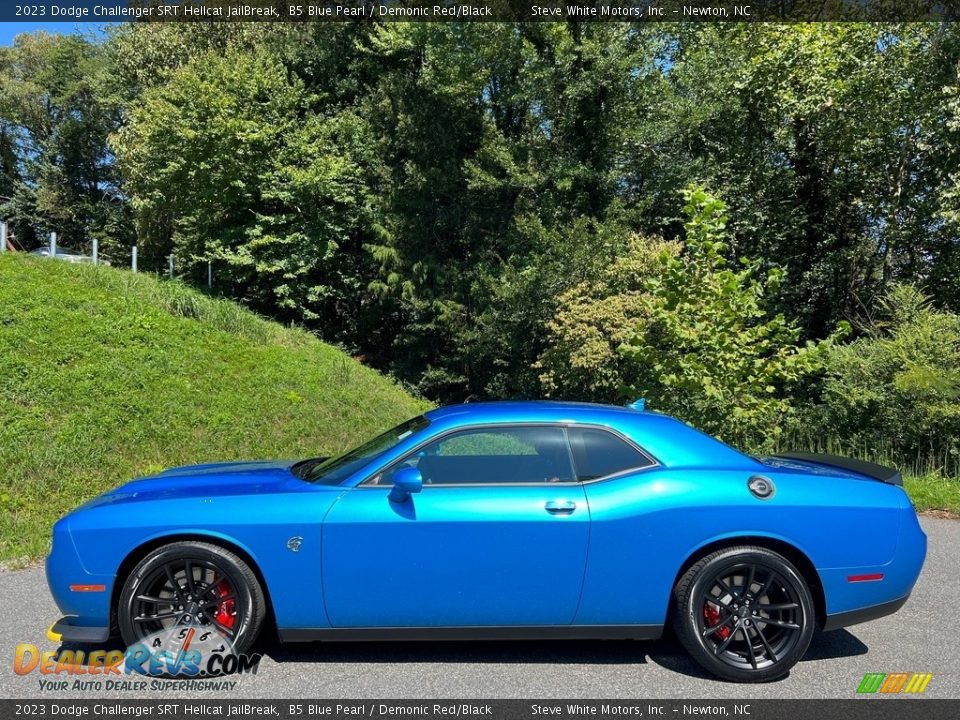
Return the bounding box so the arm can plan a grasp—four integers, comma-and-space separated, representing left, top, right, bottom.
357, 421, 660, 489
565, 425, 660, 484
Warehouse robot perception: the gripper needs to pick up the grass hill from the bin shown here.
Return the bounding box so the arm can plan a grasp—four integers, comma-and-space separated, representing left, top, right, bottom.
0, 254, 430, 566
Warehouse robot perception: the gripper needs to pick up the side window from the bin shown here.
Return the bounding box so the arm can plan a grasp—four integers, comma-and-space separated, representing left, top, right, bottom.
567, 427, 654, 481
377, 426, 576, 486
437, 431, 537, 457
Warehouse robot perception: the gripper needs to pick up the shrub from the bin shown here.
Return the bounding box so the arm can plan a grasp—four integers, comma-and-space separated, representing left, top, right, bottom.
814, 284, 960, 473
618, 187, 843, 450
536, 234, 680, 403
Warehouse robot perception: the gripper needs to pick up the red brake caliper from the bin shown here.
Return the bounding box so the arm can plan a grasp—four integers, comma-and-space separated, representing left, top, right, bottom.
704, 602, 731, 641
213, 580, 236, 629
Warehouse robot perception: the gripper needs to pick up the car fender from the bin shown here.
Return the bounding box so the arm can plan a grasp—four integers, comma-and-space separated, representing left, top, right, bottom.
65, 490, 336, 630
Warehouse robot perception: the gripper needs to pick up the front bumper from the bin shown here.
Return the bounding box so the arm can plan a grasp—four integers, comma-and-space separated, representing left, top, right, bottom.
46, 518, 115, 632
47, 616, 111, 644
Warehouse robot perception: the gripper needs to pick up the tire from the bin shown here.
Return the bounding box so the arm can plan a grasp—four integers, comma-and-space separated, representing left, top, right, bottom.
117, 541, 266, 656
672, 546, 816, 683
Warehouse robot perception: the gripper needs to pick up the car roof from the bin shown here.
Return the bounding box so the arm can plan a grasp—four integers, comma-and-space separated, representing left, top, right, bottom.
422, 400, 758, 470
425, 400, 641, 423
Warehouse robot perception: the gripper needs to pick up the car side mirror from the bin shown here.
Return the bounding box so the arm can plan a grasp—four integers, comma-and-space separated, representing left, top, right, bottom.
388, 466, 423, 503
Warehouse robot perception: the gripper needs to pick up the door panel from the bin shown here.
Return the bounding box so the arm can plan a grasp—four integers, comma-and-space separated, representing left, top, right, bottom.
321, 484, 590, 627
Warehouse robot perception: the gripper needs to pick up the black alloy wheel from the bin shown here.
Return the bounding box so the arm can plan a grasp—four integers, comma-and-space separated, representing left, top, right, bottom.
118, 541, 265, 654
673, 546, 816, 682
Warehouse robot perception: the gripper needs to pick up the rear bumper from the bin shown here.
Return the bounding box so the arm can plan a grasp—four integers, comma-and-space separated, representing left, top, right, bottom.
47, 616, 111, 644
822, 593, 911, 631
818, 496, 926, 620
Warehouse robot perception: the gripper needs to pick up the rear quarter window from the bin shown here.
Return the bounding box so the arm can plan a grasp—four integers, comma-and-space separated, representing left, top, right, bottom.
568, 427, 654, 481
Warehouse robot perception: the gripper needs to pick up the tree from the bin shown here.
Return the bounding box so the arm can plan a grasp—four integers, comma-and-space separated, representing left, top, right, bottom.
624, 24, 960, 335
112, 47, 383, 345
359, 23, 652, 400
619, 187, 843, 449
7, 20, 958, 425
934, 59, 960, 309
0, 32, 131, 256
537, 233, 679, 403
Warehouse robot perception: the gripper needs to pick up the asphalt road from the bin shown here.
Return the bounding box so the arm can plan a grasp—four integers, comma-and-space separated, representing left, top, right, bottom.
2, 516, 957, 700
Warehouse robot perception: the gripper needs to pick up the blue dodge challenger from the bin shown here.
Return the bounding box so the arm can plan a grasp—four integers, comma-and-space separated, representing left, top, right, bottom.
46, 400, 926, 682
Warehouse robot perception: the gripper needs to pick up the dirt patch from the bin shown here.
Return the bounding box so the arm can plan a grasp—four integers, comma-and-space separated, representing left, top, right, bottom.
921, 509, 960, 520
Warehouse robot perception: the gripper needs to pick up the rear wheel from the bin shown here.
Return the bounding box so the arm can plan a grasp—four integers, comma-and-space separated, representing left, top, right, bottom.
117, 541, 265, 655
672, 546, 815, 682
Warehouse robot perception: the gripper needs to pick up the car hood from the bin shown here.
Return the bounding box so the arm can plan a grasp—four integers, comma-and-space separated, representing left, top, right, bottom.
80, 459, 307, 509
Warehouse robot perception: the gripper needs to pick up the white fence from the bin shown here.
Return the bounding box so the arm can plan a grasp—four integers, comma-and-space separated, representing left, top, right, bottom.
0, 220, 214, 289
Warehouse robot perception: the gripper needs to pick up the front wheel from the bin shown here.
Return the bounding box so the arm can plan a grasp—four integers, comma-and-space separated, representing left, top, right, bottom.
117, 541, 266, 656
672, 546, 816, 682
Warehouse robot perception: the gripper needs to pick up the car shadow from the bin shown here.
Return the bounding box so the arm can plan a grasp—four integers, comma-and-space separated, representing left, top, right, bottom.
802, 628, 869, 661
647, 628, 868, 681
54, 640, 126, 657
51, 628, 867, 680
257, 635, 656, 666
257, 627, 868, 680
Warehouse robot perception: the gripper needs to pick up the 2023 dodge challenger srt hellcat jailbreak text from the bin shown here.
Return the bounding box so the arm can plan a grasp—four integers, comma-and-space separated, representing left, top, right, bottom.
46, 401, 926, 682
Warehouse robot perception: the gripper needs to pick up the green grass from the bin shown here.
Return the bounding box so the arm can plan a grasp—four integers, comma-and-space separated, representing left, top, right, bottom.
0, 254, 430, 566
904, 473, 960, 516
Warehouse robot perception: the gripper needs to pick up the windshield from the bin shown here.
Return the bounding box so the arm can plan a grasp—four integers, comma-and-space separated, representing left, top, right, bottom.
296, 416, 430, 485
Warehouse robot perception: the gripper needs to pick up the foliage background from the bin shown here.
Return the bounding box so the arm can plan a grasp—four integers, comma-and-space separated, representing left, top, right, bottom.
2, 22, 959, 489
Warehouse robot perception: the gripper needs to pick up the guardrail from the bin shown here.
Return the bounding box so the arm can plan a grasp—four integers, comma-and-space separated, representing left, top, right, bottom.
0, 219, 214, 289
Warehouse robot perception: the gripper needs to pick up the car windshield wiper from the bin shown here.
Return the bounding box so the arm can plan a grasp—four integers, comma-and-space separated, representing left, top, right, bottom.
291, 457, 329, 480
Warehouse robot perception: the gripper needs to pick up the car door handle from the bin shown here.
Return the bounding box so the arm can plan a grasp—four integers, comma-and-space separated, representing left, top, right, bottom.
544, 500, 577, 515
